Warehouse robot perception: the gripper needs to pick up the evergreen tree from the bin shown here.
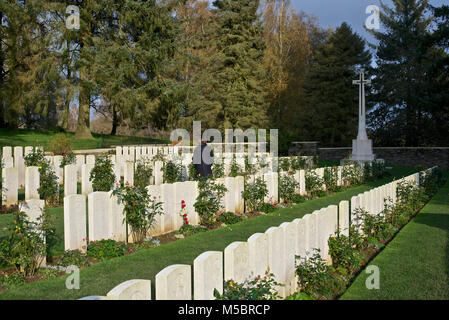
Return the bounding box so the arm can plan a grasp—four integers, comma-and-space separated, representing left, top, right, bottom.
301, 23, 371, 147
369, 0, 433, 146
204, 0, 268, 131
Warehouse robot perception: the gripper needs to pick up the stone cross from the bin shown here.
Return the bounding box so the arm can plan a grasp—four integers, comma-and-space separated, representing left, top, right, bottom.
353, 69, 371, 140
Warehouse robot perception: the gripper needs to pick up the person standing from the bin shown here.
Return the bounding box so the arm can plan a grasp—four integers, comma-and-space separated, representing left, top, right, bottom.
193, 139, 214, 178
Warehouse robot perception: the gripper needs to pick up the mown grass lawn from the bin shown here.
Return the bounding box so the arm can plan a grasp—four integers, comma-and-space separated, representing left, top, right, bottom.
340, 178, 449, 300
0, 128, 169, 151
0, 166, 418, 300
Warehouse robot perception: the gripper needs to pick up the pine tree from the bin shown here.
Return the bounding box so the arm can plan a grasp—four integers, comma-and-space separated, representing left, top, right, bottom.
301, 23, 371, 147
370, 0, 433, 146
204, 0, 268, 131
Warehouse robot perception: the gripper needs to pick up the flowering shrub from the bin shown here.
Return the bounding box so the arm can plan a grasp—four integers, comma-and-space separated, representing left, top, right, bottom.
194, 177, 227, 227
229, 156, 242, 177
242, 177, 268, 212
176, 201, 207, 236
260, 202, 277, 213
112, 185, 164, 243
279, 173, 299, 204
0, 208, 52, 276
86, 239, 127, 261
328, 228, 363, 272
55, 250, 90, 268
60, 152, 75, 168
188, 163, 198, 181
214, 269, 281, 300
90, 154, 115, 191
295, 249, 331, 294
212, 162, 225, 179
305, 170, 325, 198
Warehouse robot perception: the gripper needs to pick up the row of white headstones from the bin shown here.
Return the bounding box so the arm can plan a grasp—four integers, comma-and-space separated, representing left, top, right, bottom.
77, 167, 436, 300
1, 143, 297, 205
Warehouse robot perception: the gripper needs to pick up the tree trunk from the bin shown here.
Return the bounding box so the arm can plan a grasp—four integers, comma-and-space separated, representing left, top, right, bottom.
74, 38, 92, 139
111, 105, 118, 135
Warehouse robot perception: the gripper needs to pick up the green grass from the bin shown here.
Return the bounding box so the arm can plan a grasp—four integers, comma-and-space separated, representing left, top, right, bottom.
340, 179, 449, 300
0, 166, 418, 300
0, 128, 169, 151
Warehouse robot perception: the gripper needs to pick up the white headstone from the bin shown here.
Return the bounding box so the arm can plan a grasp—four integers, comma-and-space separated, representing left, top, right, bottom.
265, 226, 285, 297
194, 251, 223, 300
88, 192, 111, 241
107, 279, 152, 300
338, 200, 350, 236
154, 161, 163, 186
81, 164, 94, 195
124, 161, 134, 187
64, 194, 87, 251
156, 265, 191, 300
224, 241, 249, 283
64, 164, 77, 196
2, 167, 18, 205
279, 222, 297, 296
25, 166, 40, 200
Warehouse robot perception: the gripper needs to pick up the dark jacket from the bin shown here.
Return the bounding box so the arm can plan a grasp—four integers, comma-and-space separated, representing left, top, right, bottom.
193, 143, 214, 178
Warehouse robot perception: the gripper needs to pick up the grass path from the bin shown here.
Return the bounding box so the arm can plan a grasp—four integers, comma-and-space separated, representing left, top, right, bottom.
0, 167, 417, 300
340, 179, 449, 300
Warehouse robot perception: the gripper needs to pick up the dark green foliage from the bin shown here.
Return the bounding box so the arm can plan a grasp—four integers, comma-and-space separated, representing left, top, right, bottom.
242, 178, 268, 212
86, 240, 127, 261
279, 174, 299, 204
90, 154, 115, 191
55, 250, 90, 268
134, 160, 153, 189
162, 161, 182, 183
217, 211, 243, 225
194, 177, 227, 227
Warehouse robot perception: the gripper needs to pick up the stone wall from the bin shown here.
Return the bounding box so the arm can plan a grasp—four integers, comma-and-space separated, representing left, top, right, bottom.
317, 147, 449, 170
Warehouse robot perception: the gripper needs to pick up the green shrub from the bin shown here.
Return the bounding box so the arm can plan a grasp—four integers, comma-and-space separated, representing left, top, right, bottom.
260, 202, 277, 213
0, 209, 53, 277
295, 249, 331, 294
194, 177, 227, 227
134, 159, 153, 189
279, 173, 299, 204
60, 152, 75, 168
48, 133, 72, 156
229, 156, 242, 177
24, 150, 59, 205
217, 211, 244, 225
0, 272, 26, 289
323, 166, 340, 193
188, 163, 198, 181
214, 269, 281, 300
242, 178, 268, 212
328, 229, 363, 272
162, 160, 182, 183
112, 185, 164, 243
305, 170, 324, 198
244, 155, 257, 176
56, 250, 90, 268
86, 239, 127, 261
279, 158, 291, 172
290, 156, 307, 171
212, 162, 224, 179
90, 154, 116, 191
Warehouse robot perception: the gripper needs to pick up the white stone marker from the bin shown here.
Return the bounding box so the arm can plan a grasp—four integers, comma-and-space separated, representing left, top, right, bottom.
86, 155, 95, 165
108, 191, 127, 242
20, 199, 45, 223
224, 177, 236, 213
124, 161, 134, 187
2, 167, 18, 205
2, 156, 13, 169
64, 194, 87, 251
248, 233, 268, 279
2, 146, 12, 159
234, 176, 244, 213
53, 155, 64, 185
24, 146, 33, 156
156, 265, 191, 300
107, 279, 152, 300
161, 183, 176, 233
64, 164, 77, 196
81, 164, 94, 196
88, 192, 111, 241
280, 222, 297, 297
14, 146, 25, 187
184, 181, 199, 225
194, 251, 223, 300
308, 211, 319, 255
25, 166, 40, 200
224, 242, 249, 283
75, 155, 85, 182
146, 185, 163, 236
265, 226, 285, 297
338, 200, 350, 236
154, 161, 163, 185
